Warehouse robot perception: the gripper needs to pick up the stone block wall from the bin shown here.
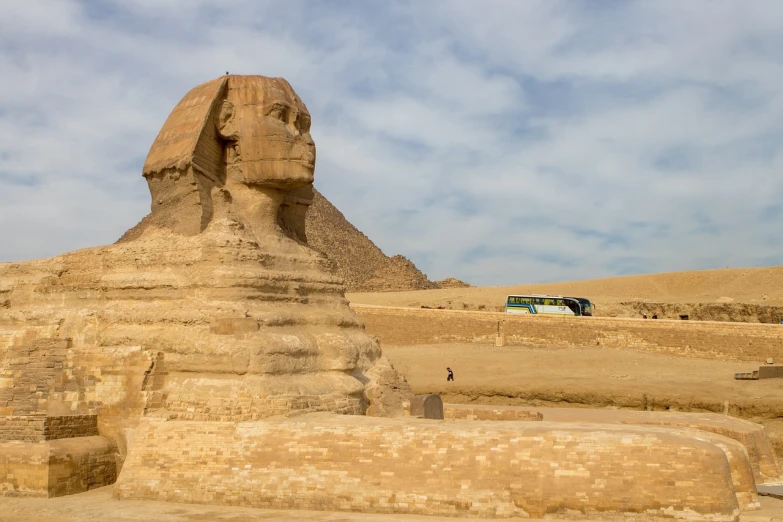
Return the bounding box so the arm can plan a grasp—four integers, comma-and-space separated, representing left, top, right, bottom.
443, 404, 544, 422
0, 339, 68, 416
0, 416, 46, 442
47, 437, 117, 497
353, 306, 783, 361
0, 441, 49, 496
44, 415, 98, 441
0, 415, 100, 443
758, 365, 783, 379
115, 416, 753, 520
0, 436, 116, 497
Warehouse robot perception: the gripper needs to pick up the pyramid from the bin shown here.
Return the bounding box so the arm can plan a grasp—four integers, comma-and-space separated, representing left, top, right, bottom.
305, 190, 470, 291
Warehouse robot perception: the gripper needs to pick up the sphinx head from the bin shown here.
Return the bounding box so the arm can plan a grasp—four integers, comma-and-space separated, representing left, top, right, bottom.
218, 76, 315, 189
137, 75, 316, 242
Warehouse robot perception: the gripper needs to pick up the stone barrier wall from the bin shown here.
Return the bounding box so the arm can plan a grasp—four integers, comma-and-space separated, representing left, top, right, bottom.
443, 404, 544, 422
115, 416, 753, 520
352, 306, 783, 361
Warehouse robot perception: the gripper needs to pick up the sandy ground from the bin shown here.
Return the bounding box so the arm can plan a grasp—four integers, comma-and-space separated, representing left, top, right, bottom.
382, 342, 783, 455
1, 487, 781, 522
384, 343, 783, 413
347, 265, 783, 314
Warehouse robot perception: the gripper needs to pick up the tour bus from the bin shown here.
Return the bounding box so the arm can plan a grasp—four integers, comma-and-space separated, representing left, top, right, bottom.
504, 295, 594, 316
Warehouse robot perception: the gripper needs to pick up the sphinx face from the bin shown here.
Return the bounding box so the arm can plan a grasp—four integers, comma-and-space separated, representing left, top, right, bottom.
226, 76, 316, 189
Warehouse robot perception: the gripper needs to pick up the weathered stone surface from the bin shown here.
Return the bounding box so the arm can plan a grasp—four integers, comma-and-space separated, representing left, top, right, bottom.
443, 403, 543, 422
115, 415, 752, 520
409, 394, 444, 419
0, 415, 97, 442
0, 436, 116, 497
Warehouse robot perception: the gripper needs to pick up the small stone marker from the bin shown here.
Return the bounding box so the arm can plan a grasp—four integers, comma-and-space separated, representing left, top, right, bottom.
409, 394, 444, 419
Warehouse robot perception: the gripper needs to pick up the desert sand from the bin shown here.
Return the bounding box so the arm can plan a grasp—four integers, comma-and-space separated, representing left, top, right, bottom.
1, 482, 781, 522
382, 342, 783, 455
347, 265, 783, 321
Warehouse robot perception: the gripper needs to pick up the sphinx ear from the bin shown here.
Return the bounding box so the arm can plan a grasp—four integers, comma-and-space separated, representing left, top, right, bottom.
217, 100, 239, 141
144, 75, 228, 177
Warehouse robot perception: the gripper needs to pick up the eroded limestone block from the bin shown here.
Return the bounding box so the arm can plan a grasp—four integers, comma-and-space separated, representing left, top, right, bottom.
0, 436, 116, 497
409, 394, 444, 419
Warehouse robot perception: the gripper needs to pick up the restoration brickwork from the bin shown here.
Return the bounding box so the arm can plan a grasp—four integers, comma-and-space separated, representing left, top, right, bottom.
443, 403, 544, 422
0, 436, 116, 497
115, 415, 756, 520
0, 415, 97, 443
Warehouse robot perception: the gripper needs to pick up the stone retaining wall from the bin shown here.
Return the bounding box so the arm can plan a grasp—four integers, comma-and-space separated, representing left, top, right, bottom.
443, 403, 543, 422
353, 306, 783, 361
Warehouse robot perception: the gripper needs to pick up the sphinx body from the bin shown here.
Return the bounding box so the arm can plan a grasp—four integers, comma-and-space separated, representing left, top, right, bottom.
0, 76, 412, 457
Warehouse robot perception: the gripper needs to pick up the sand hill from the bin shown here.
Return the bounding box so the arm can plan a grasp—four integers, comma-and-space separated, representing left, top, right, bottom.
305, 189, 470, 292
348, 265, 783, 323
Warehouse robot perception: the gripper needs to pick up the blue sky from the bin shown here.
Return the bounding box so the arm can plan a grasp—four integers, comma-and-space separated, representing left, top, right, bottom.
1, 0, 783, 285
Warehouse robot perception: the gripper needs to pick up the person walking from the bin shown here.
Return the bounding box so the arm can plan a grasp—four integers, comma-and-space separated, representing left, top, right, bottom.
446, 367, 454, 381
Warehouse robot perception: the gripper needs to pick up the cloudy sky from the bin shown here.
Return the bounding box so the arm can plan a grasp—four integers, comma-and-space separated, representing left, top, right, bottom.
1, 1, 782, 286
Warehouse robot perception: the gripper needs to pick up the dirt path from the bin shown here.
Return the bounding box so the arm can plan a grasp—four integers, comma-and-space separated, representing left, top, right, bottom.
1, 487, 781, 521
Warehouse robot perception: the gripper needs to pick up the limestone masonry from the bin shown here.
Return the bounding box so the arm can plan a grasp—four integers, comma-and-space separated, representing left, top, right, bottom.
0, 75, 780, 520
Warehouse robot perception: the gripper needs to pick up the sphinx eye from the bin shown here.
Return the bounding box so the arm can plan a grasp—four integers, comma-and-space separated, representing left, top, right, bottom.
297, 113, 311, 133
268, 104, 287, 121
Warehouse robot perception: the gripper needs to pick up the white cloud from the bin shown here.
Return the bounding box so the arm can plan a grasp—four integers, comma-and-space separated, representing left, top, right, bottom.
1, 0, 782, 285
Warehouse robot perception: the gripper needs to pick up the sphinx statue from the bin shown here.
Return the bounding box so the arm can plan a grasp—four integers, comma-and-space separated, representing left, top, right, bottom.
0, 76, 413, 471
